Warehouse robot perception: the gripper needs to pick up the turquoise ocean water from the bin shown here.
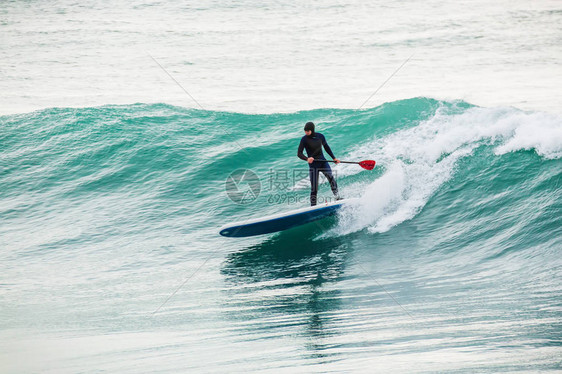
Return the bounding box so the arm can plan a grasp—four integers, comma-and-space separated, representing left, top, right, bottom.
1, 99, 561, 372
1, 0, 562, 372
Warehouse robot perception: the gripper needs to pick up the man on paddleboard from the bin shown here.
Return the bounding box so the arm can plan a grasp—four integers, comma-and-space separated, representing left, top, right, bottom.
297, 122, 341, 206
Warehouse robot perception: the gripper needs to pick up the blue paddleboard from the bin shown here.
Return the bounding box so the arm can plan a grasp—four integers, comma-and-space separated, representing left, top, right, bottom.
219, 198, 357, 237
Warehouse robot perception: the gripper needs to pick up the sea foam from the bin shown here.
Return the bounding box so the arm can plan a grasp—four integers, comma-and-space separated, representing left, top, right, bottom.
335, 104, 562, 235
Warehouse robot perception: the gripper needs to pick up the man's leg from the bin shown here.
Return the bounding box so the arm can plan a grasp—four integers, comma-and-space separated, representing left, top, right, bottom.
309, 166, 319, 206
320, 163, 339, 199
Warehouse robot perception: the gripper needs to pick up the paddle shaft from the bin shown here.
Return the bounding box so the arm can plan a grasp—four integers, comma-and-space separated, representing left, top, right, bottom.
321, 160, 360, 164
305, 158, 376, 170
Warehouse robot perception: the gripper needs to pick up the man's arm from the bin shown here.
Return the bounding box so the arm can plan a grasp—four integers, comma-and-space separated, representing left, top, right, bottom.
297, 138, 308, 161
321, 134, 337, 159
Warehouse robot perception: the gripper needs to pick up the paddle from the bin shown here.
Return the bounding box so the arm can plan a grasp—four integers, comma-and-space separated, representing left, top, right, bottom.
322, 159, 376, 170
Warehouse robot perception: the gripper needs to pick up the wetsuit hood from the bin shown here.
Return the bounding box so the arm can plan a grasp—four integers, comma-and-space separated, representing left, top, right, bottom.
304, 122, 315, 137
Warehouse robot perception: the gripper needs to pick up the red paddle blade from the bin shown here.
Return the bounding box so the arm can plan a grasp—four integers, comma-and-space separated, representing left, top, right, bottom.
359, 160, 376, 170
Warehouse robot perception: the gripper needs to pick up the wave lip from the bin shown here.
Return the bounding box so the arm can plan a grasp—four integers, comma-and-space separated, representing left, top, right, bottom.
335, 103, 562, 235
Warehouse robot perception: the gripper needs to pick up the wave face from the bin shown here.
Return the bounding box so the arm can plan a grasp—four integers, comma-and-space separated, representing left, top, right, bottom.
1, 99, 561, 372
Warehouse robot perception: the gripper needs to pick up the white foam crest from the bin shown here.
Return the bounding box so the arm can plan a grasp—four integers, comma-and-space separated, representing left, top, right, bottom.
334, 105, 562, 235
494, 111, 562, 159
336, 163, 406, 234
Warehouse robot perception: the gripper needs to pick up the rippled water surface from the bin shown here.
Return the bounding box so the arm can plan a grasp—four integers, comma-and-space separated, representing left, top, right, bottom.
1, 1, 561, 373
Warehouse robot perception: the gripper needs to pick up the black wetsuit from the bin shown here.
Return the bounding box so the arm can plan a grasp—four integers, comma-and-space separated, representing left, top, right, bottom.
297, 132, 339, 206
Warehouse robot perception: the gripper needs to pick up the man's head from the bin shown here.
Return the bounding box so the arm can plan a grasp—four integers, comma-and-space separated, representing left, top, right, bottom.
304, 121, 315, 136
